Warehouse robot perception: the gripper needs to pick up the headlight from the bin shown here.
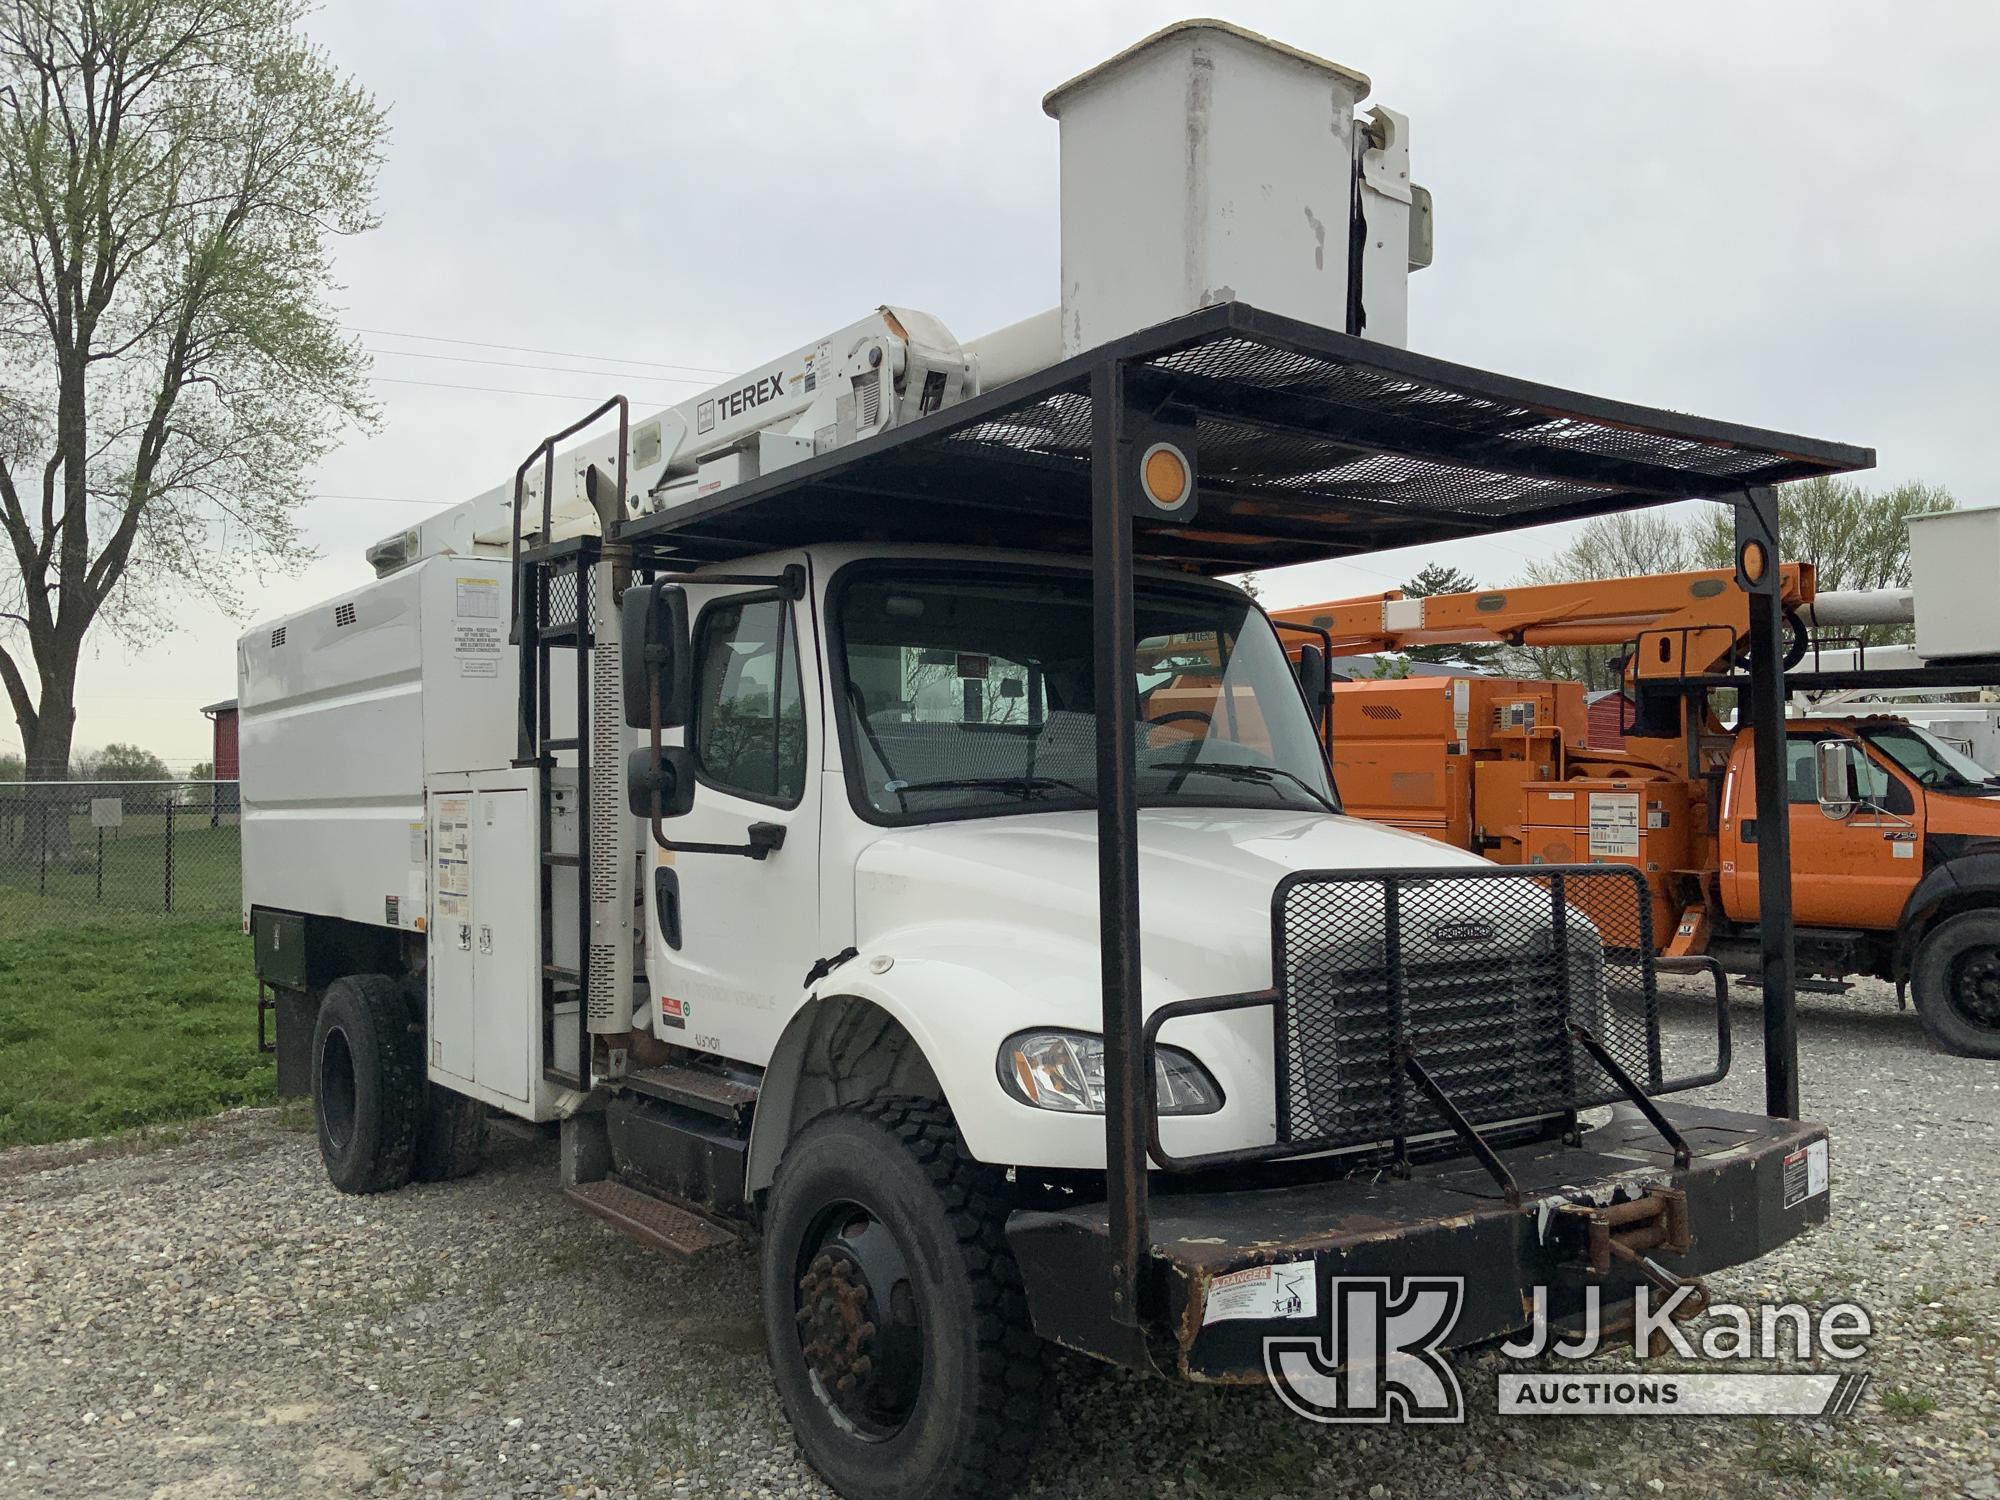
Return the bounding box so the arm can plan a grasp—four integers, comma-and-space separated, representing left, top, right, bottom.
997, 1029, 1224, 1116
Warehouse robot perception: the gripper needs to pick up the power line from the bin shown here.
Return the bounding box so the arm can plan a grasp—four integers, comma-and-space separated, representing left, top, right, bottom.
347, 324, 735, 379
312, 492, 454, 508
363, 345, 713, 389
369, 374, 644, 401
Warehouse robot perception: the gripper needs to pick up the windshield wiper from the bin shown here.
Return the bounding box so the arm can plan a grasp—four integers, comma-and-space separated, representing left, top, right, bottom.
891, 774, 1090, 801
1160, 760, 1337, 813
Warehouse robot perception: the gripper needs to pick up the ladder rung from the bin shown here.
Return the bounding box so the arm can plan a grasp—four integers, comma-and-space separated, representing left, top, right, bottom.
542, 737, 579, 752
542, 851, 579, 866
543, 963, 580, 983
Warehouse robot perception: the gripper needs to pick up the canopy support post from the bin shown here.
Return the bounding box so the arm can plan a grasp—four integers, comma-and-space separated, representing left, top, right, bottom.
1737, 483, 1800, 1119
1092, 358, 1152, 1357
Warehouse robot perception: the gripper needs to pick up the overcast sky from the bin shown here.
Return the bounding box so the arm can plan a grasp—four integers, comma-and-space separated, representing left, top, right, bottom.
28, 0, 2000, 767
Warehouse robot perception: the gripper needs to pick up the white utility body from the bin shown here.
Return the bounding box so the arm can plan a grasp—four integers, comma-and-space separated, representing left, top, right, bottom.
239, 22, 1846, 1500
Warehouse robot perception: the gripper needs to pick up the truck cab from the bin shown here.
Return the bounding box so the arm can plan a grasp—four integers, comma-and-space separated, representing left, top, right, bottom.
1718, 716, 2000, 1054
644, 544, 1488, 1174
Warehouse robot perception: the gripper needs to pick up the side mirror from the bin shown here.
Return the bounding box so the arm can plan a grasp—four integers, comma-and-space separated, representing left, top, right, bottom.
621, 582, 691, 729
1297, 643, 1334, 720
627, 744, 697, 820
1815, 738, 1859, 820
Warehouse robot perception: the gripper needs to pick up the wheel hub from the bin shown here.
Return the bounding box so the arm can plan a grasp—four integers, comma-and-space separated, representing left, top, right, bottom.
1953, 946, 2000, 1028
792, 1208, 922, 1440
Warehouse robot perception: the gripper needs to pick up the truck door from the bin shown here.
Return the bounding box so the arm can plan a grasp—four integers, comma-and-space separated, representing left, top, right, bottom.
1721, 731, 1920, 929
645, 556, 822, 1068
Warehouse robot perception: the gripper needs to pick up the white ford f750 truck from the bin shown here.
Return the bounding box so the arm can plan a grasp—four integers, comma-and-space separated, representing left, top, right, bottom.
240, 22, 1866, 1500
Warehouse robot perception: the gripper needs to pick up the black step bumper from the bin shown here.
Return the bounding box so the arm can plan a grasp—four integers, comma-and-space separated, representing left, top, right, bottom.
1006, 1104, 1828, 1382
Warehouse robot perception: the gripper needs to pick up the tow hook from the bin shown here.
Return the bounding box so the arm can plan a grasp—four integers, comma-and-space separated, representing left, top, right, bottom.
1558, 1188, 1711, 1354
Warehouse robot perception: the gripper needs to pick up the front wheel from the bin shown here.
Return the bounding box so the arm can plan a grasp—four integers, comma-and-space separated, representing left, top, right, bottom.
760, 1098, 1050, 1500
1911, 910, 2000, 1058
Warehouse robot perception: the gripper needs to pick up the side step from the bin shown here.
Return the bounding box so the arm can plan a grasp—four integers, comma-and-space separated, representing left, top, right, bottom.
621, 1063, 759, 1126
563, 1178, 737, 1258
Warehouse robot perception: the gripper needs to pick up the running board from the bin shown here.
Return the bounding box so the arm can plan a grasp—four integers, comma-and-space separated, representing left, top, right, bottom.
621, 1063, 759, 1127
563, 1179, 738, 1258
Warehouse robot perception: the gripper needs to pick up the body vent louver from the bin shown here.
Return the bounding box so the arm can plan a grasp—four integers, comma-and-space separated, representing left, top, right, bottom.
270, 626, 287, 648
854, 368, 882, 429
334, 602, 357, 628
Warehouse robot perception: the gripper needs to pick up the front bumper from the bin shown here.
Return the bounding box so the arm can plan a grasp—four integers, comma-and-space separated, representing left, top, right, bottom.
1007, 1103, 1829, 1382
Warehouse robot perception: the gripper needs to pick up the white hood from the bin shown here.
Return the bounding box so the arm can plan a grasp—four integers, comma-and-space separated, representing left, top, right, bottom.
853, 807, 1484, 1002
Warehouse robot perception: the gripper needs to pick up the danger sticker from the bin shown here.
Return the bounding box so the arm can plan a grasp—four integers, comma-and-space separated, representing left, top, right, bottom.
1782, 1139, 1829, 1209
1588, 790, 1641, 859
1201, 1262, 1318, 1325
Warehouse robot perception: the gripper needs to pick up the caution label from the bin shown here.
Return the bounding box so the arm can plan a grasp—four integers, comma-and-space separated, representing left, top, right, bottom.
1588, 790, 1641, 859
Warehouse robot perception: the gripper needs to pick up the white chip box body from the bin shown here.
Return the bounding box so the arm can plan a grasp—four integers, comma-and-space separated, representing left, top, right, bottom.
237, 556, 525, 932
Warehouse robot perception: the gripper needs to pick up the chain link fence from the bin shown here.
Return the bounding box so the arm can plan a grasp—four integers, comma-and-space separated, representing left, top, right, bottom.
0, 781, 240, 921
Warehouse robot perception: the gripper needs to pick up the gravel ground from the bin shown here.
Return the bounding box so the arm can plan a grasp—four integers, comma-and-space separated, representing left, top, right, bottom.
3, 978, 1995, 1500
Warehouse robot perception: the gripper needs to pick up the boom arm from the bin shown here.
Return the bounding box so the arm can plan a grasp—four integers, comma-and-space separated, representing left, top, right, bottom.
1271, 564, 1815, 680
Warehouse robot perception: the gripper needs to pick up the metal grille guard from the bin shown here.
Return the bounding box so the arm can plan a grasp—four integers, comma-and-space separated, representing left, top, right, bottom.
1142, 865, 1731, 1183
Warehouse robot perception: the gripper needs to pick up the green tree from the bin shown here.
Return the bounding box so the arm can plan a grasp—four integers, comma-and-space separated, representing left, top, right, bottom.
1397, 562, 1499, 669
1693, 477, 1952, 647
76, 741, 168, 780
0, 0, 384, 851
1501, 507, 1709, 690
0, 750, 21, 779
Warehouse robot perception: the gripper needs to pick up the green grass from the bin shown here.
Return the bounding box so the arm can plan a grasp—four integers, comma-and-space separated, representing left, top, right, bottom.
0, 913, 271, 1146
0, 818, 239, 918
1878, 1386, 1937, 1420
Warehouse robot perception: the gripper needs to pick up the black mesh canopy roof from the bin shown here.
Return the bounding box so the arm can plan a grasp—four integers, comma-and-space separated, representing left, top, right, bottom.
620, 302, 1873, 573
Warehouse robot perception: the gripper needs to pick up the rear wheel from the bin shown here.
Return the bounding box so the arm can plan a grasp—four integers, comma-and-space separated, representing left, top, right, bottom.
312, 974, 423, 1193
760, 1098, 1049, 1500
413, 1085, 487, 1182
1911, 910, 2000, 1058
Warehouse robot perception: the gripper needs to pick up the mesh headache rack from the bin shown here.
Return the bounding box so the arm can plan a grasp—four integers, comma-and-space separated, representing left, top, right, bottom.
600, 298, 1871, 1363
618, 301, 1870, 571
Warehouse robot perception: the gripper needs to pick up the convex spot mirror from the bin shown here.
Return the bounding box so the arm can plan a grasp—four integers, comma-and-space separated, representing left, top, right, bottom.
1815, 738, 1862, 820
627, 745, 697, 821
621, 582, 690, 729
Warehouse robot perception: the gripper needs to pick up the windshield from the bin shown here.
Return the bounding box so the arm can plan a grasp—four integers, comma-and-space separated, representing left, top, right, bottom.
1861, 722, 1998, 793
834, 566, 1336, 822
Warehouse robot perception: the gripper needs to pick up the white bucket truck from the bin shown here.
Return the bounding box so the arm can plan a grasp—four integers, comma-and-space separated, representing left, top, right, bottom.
241, 23, 1864, 1499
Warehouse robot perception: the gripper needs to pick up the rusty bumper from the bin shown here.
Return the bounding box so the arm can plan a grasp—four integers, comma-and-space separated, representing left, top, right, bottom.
1006, 1103, 1829, 1382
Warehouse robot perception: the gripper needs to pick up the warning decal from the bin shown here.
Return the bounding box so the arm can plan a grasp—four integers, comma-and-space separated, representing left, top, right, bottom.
1587, 790, 1641, 859
435, 796, 471, 921
1201, 1262, 1318, 1325
1782, 1139, 1830, 1209
455, 577, 499, 619
453, 577, 503, 663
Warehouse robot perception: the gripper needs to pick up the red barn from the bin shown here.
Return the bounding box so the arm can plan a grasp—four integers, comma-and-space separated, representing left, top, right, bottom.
202, 698, 239, 780
1584, 689, 1629, 750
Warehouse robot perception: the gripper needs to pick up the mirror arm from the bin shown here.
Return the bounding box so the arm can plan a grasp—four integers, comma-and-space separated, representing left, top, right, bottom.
652, 822, 787, 861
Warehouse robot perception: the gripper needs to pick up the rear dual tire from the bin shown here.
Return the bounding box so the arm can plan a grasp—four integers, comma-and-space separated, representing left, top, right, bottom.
312, 973, 486, 1193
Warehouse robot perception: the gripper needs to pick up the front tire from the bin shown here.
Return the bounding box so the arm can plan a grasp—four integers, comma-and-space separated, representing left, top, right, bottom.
1911, 910, 2000, 1058
760, 1098, 1050, 1500
312, 974, 424, 1193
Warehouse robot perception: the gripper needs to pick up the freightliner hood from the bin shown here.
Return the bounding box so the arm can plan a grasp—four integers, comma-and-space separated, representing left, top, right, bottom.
852, 807, 1485, 1006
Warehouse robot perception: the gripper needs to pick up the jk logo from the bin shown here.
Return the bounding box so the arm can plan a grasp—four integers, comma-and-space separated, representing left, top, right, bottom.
1265, 1277, 1465, 1424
